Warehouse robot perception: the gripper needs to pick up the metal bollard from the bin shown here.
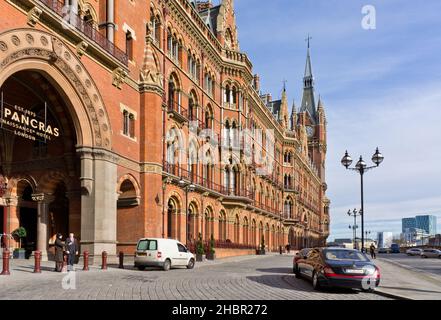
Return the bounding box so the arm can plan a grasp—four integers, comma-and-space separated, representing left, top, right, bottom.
1, 249, 10, 275
101, 251, 107, 270
62, 254, 68, 273
279, 246, 283, 255
118, 251, 124, 269
83, 251, 89, 271
33, 250, 42, 273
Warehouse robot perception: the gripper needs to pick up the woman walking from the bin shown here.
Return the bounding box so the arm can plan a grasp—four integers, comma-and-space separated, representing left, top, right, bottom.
54, 233, 65, 272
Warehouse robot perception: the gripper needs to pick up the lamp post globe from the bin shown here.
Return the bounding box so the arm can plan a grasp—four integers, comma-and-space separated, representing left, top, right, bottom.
372, 147, 384, 166
341, 151, 353, 168
355, 157, 367, 171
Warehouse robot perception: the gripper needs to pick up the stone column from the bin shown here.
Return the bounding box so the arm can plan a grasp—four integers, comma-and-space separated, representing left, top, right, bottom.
66, 191, 81, 238
33, 193, 54, 261
78, 147, 118, 263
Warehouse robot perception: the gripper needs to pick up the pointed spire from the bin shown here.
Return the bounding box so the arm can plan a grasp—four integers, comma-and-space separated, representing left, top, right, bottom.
317, 95, 324, 109
290, 100, 297, 131
281, 82, 289, 129
300, 36, 318, 123
304, 35, 313, 80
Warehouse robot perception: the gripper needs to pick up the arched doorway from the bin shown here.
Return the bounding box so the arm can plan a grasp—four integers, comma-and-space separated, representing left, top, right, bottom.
1, 69, 79, 260
0, 29, 116, 259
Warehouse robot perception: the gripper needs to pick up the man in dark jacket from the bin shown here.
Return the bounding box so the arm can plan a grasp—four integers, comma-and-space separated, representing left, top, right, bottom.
65, 233, 78, 271
54, 233, 65, 272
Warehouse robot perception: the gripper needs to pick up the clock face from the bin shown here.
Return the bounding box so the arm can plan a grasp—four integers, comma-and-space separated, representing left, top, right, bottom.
306, 126, 315, 137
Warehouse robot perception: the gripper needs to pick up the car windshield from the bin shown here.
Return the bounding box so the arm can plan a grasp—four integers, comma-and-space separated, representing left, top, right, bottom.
324, 249, 369, 262
137, 239, 157, 251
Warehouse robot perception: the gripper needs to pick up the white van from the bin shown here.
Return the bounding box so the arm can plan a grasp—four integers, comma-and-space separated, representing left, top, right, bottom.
134, 238, 195, 271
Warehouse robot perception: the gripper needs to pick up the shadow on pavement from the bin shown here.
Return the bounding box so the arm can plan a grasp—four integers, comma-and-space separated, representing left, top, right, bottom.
380, 286, 441, 294
246, 274, 361, 295
256, 267, 292, 274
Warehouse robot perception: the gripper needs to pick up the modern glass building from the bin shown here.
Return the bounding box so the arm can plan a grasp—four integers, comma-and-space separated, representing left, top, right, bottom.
416, 215, 437, 235
402, 215, 437, 236
402, 218, 416, 233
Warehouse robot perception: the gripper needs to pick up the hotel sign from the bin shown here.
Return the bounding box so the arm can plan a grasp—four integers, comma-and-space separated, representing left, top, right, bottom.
0, 93, 60, 142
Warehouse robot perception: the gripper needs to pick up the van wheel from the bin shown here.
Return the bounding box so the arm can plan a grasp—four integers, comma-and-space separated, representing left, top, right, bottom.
163, 259, 171, 271
137, 266, 146, 271
187, 258, 195, 269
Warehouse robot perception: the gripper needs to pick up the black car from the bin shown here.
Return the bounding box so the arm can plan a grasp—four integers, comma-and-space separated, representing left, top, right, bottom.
293, 247, 380, 292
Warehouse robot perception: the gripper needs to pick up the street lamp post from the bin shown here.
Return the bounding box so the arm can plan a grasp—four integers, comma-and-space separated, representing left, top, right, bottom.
341, 148, 384, 252
347, 208, 361, 249
0, 176, 7, 249
179, 178, 195, 246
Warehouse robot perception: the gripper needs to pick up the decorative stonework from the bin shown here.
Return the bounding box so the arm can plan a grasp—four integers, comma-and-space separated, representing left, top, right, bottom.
76, 41, 88, 58
27, 6, 42, 27
0, 29, 112, 149
112, 67, 127, 89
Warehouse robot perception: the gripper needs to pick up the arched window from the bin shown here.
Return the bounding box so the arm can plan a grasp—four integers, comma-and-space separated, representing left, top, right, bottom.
204, 105, 213, 129
188, 91, 197, 121
232, 86, 237, 104
251, 219, 257, 246
167, 198, 179, 238
188, 141, 198, 182
225, 85, 231, 103
168, 74, 180, 112
234, 215, 240, 243
243, 217, 249, 245
218, 211, 227, 241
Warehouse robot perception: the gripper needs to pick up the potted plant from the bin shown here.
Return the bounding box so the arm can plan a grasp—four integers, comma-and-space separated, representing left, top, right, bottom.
12, 227, 27, 259
195, 233, 206, 262
206, 234, 216, 260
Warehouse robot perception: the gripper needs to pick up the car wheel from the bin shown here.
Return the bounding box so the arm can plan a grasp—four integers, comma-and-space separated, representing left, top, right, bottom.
163, 259, 171, 271
362, 288, 375, 293
312, 271, 321, 291
137, 265, 146, 271
294, 264, 301, 278
187, 258, 195, 269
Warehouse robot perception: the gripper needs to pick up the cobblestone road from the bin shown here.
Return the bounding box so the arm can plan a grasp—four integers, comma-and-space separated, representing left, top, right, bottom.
0, 255, 390, 300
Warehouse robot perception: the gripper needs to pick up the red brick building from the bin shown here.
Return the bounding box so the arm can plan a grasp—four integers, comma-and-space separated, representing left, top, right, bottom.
0, 0, 330, 260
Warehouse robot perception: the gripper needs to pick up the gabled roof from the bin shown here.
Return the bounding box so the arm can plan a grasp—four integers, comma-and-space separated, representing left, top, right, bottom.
267, 100, 282, 121
198, 5, 221, 35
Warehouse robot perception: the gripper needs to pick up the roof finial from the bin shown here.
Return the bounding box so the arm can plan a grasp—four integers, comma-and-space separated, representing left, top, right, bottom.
282, 79, 287, 92
305, 34, 312, 49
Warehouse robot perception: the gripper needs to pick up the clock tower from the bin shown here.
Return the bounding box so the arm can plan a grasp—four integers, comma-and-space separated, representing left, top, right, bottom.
299, 40, 327, 185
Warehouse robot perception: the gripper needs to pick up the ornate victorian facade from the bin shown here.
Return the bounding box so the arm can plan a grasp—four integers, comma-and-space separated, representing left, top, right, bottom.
0, 0, 329, 260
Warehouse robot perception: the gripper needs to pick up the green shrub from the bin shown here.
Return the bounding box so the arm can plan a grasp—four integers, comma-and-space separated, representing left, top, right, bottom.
196, 233, 205, 255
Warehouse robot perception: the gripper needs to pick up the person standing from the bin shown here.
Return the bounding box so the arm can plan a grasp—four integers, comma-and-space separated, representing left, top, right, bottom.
369, 243, 376, 259
65, 233, 78, 271
54, 233, 65, 272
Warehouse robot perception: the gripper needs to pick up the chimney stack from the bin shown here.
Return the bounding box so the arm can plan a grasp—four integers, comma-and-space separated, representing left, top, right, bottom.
253, 74, 260, 92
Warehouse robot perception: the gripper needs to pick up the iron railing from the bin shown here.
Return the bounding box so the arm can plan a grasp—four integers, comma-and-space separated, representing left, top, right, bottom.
38, 0, 128, 66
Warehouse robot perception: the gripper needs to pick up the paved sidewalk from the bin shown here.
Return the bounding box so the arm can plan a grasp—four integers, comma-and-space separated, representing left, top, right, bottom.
374, 258, 441, 300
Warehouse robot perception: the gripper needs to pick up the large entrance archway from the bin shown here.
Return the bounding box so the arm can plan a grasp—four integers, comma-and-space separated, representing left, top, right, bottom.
1, 69, 80, 260
0, 29, 117, 260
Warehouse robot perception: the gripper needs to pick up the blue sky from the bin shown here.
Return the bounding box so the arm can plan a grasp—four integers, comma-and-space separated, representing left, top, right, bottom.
230, 0, 441, 240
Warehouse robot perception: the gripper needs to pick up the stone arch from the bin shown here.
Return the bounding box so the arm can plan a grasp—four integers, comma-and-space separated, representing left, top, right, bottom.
116, 174, 141, 202
7, 175, 37, 198
38, 170, 71, 194
0, 29, 112, 148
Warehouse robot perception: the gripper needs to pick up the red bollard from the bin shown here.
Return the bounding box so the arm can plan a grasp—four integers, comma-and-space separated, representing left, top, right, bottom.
62, 254, 68, 273
33, 250, 41, 273
118, 251, 124, 269
101, 251, 107, 270
83, 251, 89, 271
1, 249, 10, 275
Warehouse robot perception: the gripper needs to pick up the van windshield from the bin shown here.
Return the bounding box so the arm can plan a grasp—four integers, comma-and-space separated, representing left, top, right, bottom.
137, 239, 157, 251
